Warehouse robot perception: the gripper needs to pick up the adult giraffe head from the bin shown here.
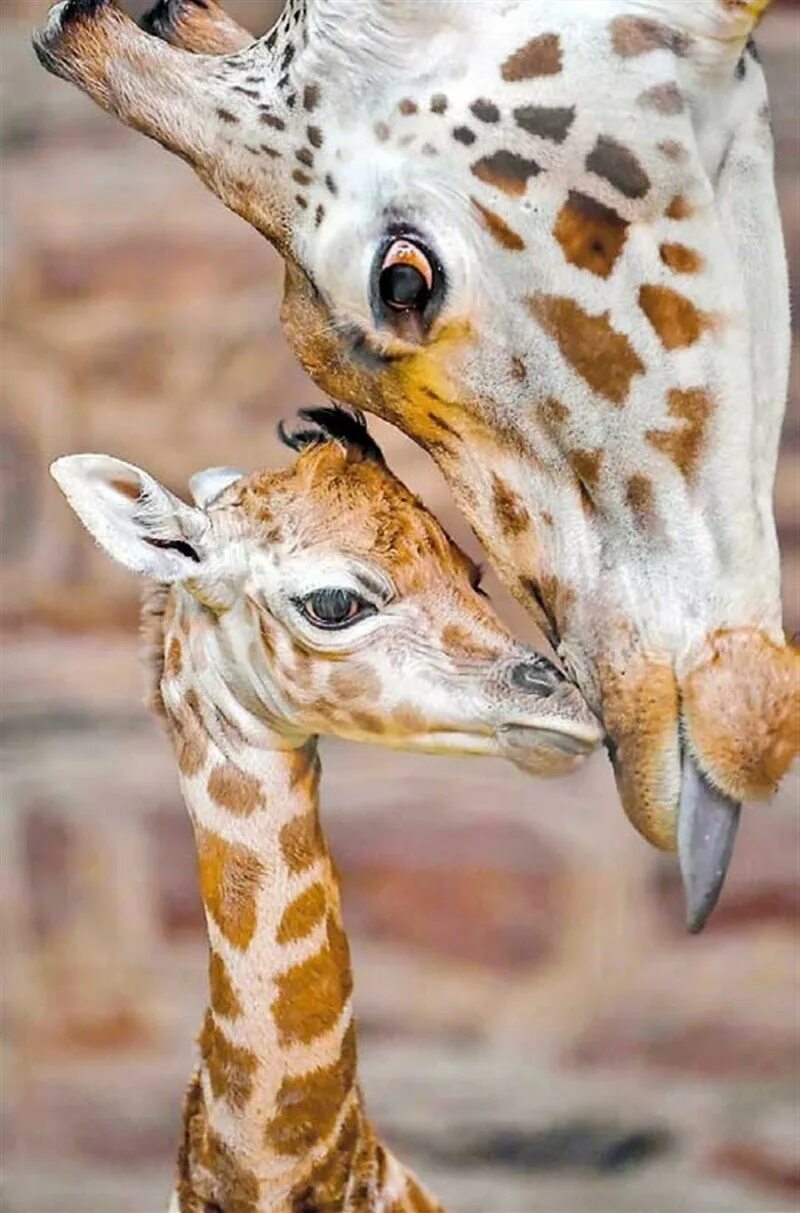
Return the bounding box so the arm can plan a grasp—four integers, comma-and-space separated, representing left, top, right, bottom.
34, 0, 799, 928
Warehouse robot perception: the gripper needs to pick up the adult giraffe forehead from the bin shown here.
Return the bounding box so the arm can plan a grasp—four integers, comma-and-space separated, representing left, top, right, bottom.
34, 0, 798, 927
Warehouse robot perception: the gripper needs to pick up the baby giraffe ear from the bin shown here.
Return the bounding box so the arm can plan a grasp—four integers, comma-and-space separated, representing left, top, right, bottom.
51, 454, 209, 582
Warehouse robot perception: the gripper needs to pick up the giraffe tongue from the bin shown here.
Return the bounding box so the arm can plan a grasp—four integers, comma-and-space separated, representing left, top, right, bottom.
678, 754, 741, 934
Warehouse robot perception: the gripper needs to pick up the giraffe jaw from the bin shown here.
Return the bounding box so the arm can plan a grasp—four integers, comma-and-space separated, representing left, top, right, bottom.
678, 754, 741, 934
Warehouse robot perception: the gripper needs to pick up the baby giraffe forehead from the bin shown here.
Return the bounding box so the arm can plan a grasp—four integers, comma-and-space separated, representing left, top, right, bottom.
228, 442, 479, 590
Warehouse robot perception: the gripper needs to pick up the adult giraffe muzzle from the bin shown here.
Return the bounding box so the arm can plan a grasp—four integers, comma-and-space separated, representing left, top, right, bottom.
33, 0, 799, 930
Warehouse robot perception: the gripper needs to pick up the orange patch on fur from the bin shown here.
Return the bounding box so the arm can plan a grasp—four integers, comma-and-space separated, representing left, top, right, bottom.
471, 196, 525, 250
646, 388, 714, 478
501, 32, 562, 80
207, 763, 264, 816
179, 1075, 260, 1210
666, 194, 693, 220
199, 1009, 257, 1111
165, 635, 183, 679
626, 473, 657, 527
600, 653, 680, 851
491, 473, 530, 536
681, 629, 800, 801
280, 807, 326, 873
276, 881, 328, 945
638, 285, 710, 349
568, 448, 604, 490
554, 191, 629, 279
528, 294, 644, 405
290, 1103, 363, 1211
659, 242, 703, 274
171, 690, 208, 778
208, 950, 242, 1020
271, 916, 353, 1046
265, 1020, 357, 1155
196, 829, 264, 950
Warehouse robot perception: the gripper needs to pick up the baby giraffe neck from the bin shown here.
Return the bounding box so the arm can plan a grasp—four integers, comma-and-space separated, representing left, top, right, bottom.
160, 613, 439, 1212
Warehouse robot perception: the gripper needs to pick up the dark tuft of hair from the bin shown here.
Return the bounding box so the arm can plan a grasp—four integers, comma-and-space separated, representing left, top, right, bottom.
278, 406, 385, 464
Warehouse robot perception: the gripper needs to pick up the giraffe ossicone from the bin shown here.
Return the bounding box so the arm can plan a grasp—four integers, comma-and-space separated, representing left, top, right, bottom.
52, 407, 602, 1211
34, 0, 799, 928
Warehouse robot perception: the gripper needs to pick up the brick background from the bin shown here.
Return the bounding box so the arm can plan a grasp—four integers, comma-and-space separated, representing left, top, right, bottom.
1, 4, 798, 1212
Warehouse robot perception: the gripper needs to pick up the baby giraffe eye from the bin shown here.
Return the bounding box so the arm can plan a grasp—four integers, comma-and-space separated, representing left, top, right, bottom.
379, 238, 435, 312
299, 588, 376, 629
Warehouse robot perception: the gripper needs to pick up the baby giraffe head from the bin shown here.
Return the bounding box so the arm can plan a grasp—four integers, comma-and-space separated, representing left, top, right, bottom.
51, 408, 601, 774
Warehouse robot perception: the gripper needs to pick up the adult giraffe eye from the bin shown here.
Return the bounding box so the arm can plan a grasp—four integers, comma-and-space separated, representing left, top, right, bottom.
379, 239, 435, 312
299, 588, 376, 629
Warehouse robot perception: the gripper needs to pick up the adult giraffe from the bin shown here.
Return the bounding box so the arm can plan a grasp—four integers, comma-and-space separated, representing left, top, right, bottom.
33, 0, 798, 928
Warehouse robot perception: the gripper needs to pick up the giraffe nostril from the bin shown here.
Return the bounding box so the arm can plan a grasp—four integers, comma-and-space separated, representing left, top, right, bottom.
510, 659, 562, 696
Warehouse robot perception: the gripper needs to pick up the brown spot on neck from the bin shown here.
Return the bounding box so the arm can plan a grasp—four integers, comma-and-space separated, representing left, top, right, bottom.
646, 388, 714, 478
626, 473, 657, 528
209, 950, 242, 1020
271, 913, 353, 1046
276, 881, 328, 945
280, 805, 327, 873
528, 294, 644, 405
471, 196, 525, 250
207, 763, 265, 817
501, 32, 562, 80
166, 634, 183, 679
291, 1102, 365, 1212
554, 191, 629, 278
265, 1021, 357, 1155
199, 1010, 257, 1112
569, 448, 604, 492
196, 829, 264, 950
171, 690, 208, 777
491, 473, 531, 537
638, 285, 710, 349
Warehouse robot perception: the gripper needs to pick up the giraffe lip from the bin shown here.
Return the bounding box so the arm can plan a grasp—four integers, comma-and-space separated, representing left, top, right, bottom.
678, 753, 741, 934
499, 724, 598, 756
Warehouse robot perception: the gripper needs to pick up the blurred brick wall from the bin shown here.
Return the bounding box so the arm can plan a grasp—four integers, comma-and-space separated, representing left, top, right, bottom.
1, 4, 798, 1212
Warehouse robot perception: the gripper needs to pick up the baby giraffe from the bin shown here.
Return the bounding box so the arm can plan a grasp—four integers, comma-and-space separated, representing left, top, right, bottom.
52, 408, 600, 1213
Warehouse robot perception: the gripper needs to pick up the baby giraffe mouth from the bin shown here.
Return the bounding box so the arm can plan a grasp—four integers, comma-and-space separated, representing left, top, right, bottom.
678, 754, 741, 934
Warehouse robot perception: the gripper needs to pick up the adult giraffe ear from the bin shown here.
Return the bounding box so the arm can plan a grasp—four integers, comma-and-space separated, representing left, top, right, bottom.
616, 1, 772, 73
51, 454, 209, 582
